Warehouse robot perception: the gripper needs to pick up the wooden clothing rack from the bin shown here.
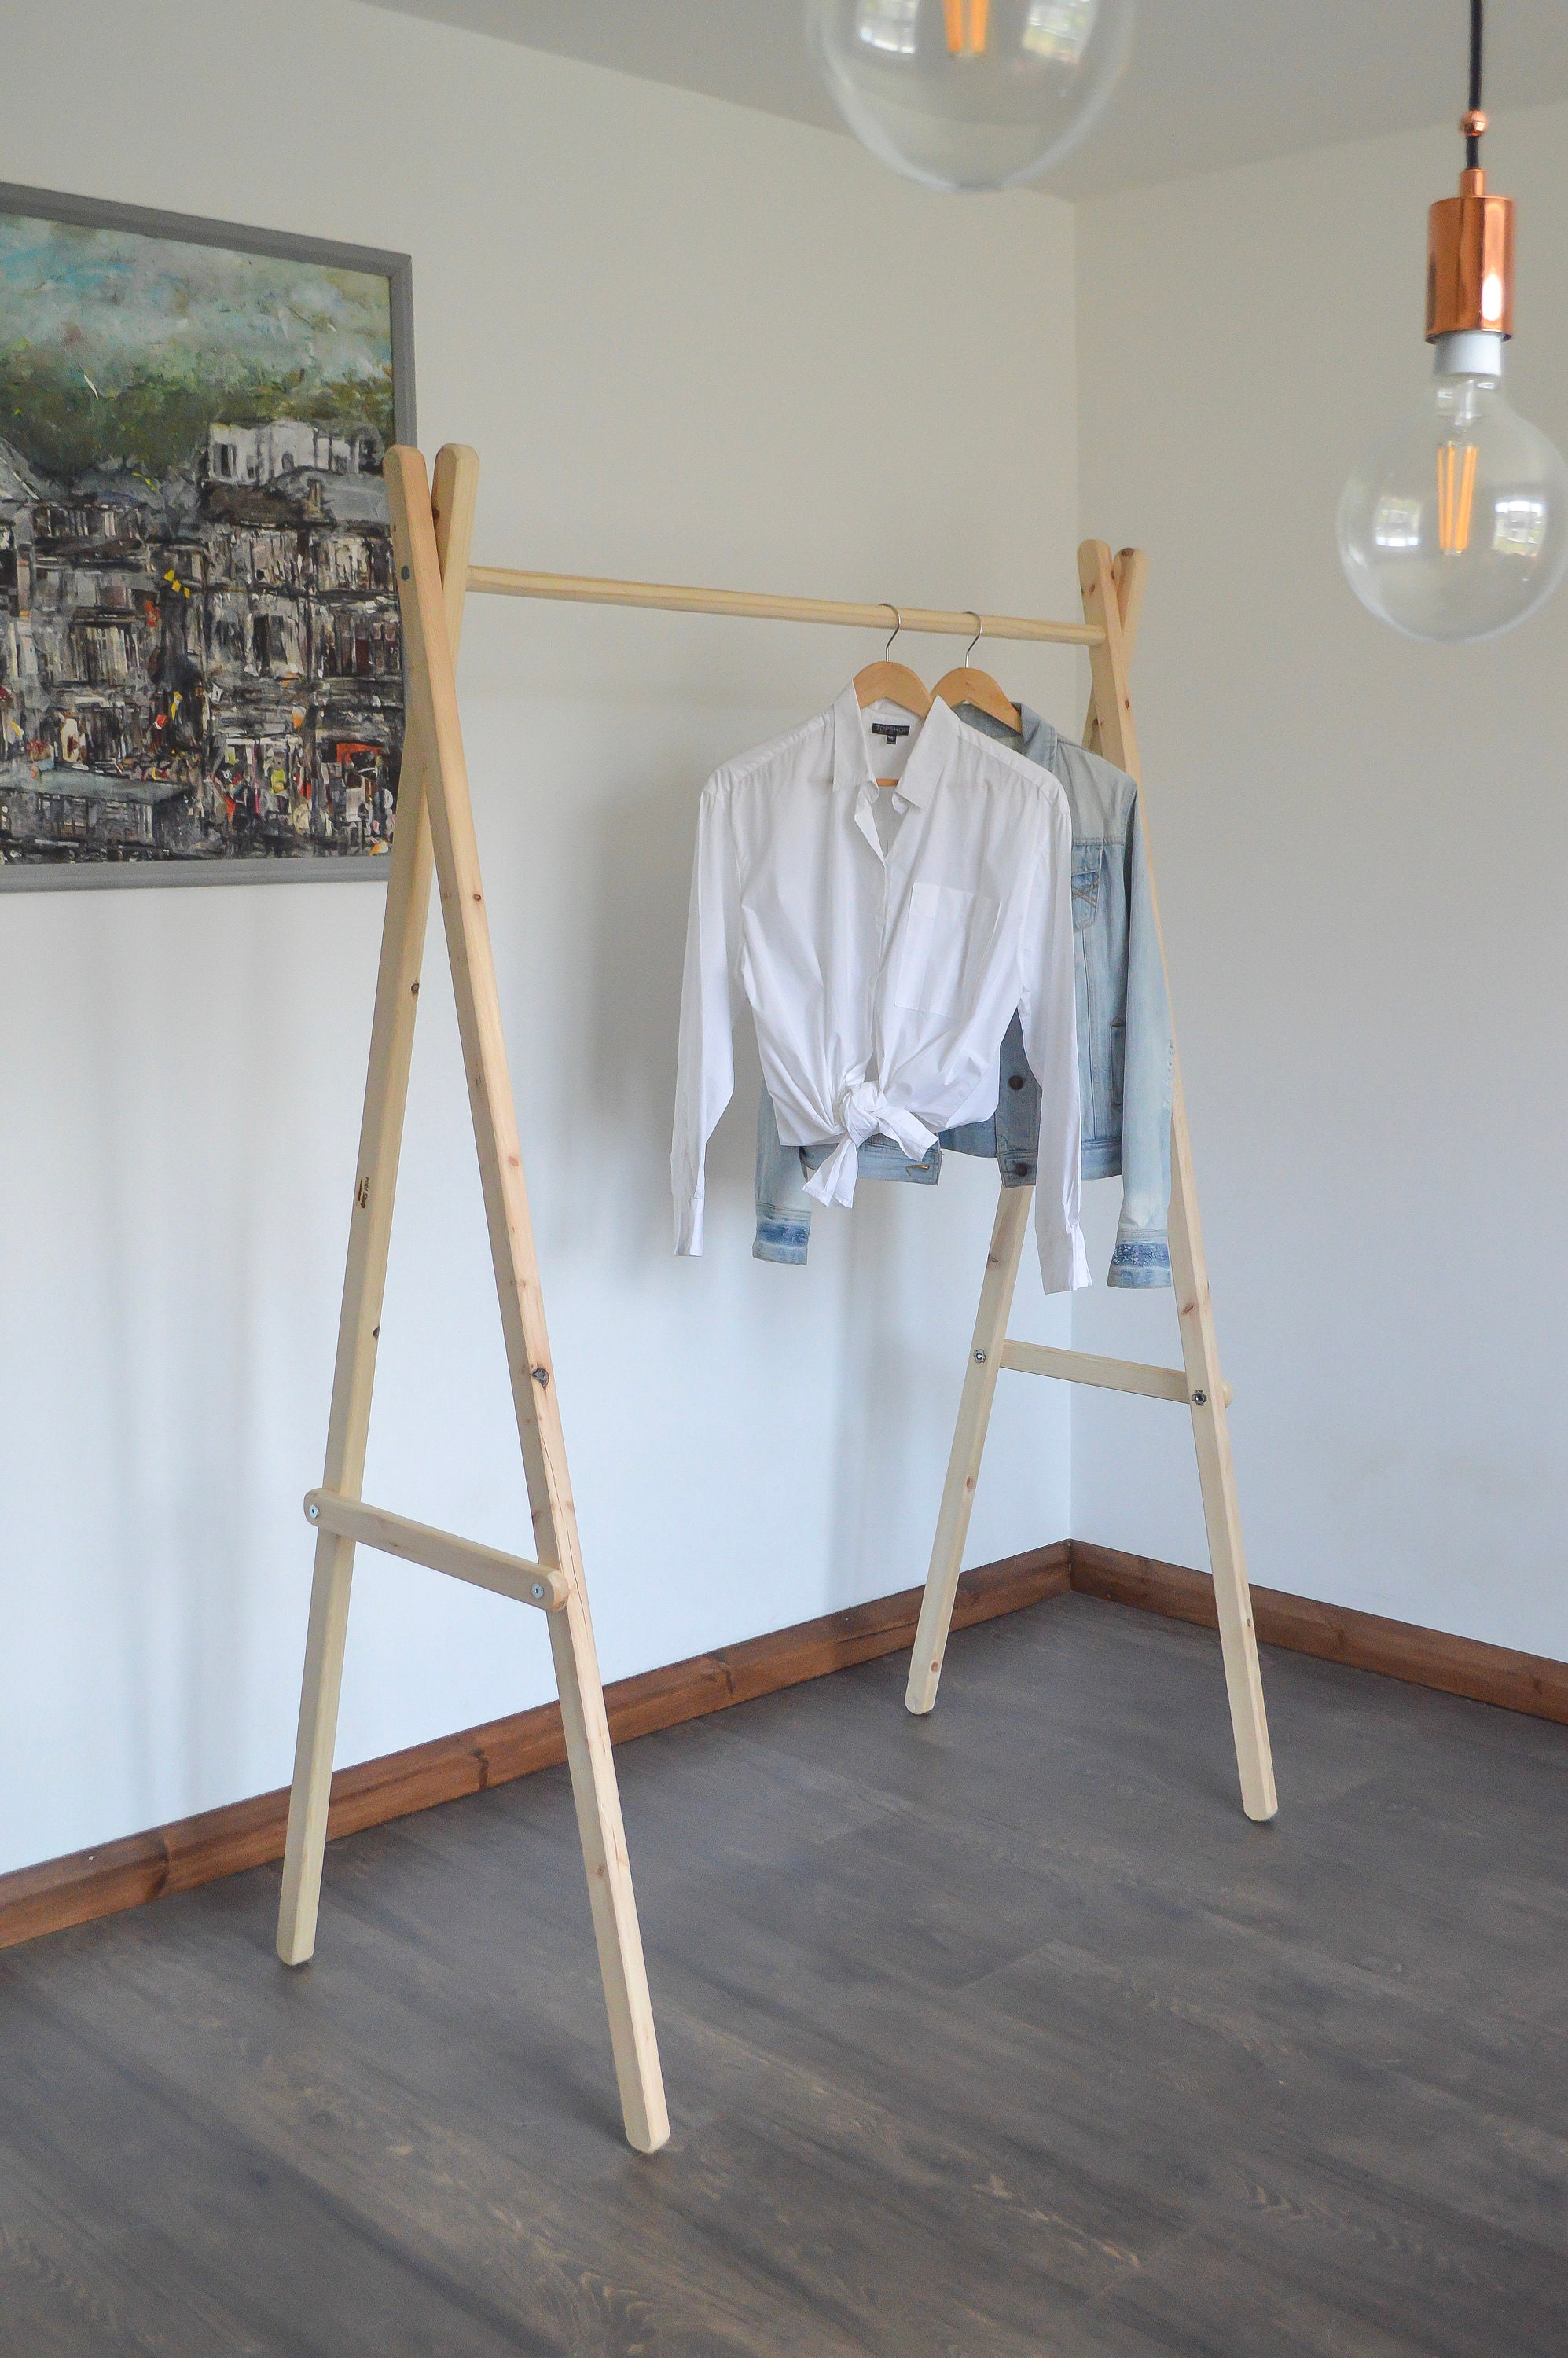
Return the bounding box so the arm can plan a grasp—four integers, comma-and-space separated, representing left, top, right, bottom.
275, 443, 1275, 2163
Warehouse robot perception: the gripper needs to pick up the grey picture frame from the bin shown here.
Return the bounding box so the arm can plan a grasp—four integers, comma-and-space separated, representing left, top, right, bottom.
0, 182, 416, 892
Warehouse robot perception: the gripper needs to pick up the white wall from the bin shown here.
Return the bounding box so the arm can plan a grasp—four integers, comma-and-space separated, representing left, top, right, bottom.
0, 0, 1082, 1874
1074, 105, 1568, 1659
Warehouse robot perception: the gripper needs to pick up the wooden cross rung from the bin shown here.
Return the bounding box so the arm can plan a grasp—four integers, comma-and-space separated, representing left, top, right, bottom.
998, 1339, 1233, 1408
303, 1489, 572, 1612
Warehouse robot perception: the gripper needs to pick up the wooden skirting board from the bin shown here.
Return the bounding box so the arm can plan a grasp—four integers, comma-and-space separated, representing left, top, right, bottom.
5, 1536, 1564, 1956
1070, 1541, 1568, 1724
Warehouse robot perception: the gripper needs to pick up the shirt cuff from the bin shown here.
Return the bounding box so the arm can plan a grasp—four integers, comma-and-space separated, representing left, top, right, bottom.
1035, 1218, 1092, 1295
674, 1191, 705, 1256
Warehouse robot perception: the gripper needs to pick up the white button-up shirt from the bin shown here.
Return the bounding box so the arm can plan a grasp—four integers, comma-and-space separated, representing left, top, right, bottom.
672, 686, 1089, 1291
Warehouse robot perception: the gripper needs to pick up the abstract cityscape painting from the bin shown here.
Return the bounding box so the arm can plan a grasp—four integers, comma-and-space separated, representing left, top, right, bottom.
0, 184, 414, 886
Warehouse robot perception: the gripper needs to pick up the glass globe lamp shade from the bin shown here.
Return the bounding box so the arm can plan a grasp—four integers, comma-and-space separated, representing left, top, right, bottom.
806, 0, 1133, 193
1338, 332, 1568, 644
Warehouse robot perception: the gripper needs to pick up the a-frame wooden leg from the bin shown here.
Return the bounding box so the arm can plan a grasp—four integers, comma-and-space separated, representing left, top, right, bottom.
1082, 546, 1147, 755
384, 447, 668, 2152
903, 550, 1150, 1724
277, 446, 479, 1967
905, 1183, 1032, 1714
1079, 538, 1277, 1823
905, 548, 1276, 1826
1165, 1090, 1277, 1819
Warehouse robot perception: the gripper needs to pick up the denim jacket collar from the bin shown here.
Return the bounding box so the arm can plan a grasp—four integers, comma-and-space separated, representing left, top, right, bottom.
1014, 704, 1059, 775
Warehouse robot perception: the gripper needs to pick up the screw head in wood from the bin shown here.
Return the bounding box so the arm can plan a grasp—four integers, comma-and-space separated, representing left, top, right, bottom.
973, 1349, 986, 1364
399, 565, 410, 579
1192, 1390, 1208, 1405
307, 1503, 320, 1519
531, 1581, 545, 1600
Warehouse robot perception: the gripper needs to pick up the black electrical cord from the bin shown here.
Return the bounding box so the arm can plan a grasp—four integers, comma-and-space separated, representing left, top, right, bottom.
1466, 0, 1485, 168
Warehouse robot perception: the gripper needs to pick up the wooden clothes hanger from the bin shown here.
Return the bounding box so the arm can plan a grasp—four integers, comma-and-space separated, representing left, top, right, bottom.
854, 607, 931, 718
853, 608, 932, 788
931, 613, 1021, 734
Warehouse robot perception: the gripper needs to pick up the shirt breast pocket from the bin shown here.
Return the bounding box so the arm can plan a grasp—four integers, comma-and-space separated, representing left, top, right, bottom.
893, 881, 997, 1016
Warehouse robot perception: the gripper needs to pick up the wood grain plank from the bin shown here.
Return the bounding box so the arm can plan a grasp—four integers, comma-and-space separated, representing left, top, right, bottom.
4, 1589, 1566, 2357
13, 1533, 1562, 1960
0, 1544, 1070, 1953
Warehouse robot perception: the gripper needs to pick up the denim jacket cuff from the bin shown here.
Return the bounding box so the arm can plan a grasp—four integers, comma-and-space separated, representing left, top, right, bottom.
1107, 1231, 1170, 1289
754, 1213, 810, 1264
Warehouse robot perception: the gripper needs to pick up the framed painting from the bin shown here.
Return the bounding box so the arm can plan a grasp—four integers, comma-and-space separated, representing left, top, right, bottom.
0, 183, 415, 889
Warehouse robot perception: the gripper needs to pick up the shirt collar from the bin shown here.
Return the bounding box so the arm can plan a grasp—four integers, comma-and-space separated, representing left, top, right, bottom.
831, 684, 867, 796
830, 684, 958, 810
951, 695, 1060, 778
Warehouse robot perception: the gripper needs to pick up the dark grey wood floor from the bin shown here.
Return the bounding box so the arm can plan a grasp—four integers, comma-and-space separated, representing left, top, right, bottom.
3, 1595, 1566, 2356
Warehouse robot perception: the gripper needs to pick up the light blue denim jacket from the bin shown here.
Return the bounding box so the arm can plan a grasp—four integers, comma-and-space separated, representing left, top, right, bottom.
755, 704, 1172, 1287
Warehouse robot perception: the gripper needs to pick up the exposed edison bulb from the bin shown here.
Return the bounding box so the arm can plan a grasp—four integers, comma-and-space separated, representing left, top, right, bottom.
806, 0, 1133, 193
1338, 332, 1568, 643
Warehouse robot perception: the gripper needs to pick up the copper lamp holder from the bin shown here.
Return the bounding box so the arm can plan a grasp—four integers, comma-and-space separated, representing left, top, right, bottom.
1427, 124, 1514, 340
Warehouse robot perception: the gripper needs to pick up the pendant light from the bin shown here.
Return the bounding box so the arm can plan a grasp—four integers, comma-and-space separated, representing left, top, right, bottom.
806, 0, 1133, 195
1338, 1, 1568, 642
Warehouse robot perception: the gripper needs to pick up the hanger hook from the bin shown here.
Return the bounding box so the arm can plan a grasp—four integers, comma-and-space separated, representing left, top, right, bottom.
964, 610, 983, 663
883, 604, 904, 658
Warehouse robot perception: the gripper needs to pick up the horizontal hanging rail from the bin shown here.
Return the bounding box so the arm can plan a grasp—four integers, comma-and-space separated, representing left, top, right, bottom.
466, 565, 1105, 647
